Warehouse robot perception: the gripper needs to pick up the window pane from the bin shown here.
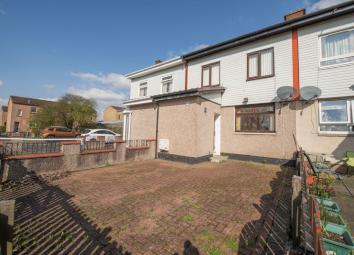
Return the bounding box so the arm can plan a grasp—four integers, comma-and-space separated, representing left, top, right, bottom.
322, 30, 354, 58
320, 100, 348, 123
236, 115, 258, 131
320, 124, 349, 132
248, 54, 258, 78
211, 63, 220, 85
202, 67, 209, 86
261, 49, 273, 76
259, 114, 275, 131
162, 81, 172, 93
139, 87, 147, 96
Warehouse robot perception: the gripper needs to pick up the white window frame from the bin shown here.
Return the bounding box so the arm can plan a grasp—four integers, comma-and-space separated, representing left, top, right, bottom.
319, 27, 354, 68
318, 99, 354, 134
161, 75, 173, 94
139, 82, 148, 97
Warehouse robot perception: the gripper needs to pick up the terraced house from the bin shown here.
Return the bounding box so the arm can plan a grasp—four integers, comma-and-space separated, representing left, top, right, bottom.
123, 2, 354, 163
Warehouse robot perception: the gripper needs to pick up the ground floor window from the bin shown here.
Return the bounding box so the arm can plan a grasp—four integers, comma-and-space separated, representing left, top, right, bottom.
235, 104, 275, 132
319, 99, 354, 133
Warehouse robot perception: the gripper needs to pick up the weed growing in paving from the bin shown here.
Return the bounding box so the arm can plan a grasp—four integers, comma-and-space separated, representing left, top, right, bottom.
225, 238, 239, 252
182, 214, 193, 222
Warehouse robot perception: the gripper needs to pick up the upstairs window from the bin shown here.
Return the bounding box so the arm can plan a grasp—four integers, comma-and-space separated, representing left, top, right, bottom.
201, 62, 220, 86
320, 29, 354, 67
17, 109, 23, 117
139, 82, 147, 97
30, 106, 37, 113
319, 99, 354, 133
247, 48, 274, 80
162, 75, 172, 93
235, 104, 275, 132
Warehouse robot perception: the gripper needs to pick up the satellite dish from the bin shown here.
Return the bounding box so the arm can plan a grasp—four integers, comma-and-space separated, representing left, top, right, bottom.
276, 86, 294, 101
300, 86, 321, 101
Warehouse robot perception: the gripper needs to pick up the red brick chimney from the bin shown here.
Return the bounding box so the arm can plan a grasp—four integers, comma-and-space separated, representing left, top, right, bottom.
155, 59, 162, 65
284, 9, 306, 21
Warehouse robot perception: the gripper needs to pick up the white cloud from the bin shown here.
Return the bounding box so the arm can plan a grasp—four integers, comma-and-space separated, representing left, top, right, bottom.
39, 97, 58, 102
70, 72, 130, 88
0, 97, 7, 106
305, 0, 350, 12
168, 43, 209, 59
0, 80, 3, 86
68, 87, 127, 120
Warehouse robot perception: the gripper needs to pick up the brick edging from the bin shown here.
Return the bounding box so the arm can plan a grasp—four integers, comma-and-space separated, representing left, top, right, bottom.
5, 152, 64, 160
126, 146, 149, 150
80, 148, 116, 155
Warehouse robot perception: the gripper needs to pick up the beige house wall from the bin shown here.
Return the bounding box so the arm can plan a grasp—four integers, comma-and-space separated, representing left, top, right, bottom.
128, 99, 352, 161
295, 101, 354, 161
103, 107, 123, 122
221, 103, 297, 160
129, 103, 157, 140
158, 97, 221, 157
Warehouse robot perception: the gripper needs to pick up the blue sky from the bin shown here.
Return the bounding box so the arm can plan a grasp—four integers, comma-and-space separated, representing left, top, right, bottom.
0, 0, 348, 119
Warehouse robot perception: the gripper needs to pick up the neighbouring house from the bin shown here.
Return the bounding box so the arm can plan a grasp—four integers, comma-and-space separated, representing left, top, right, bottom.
103, 106, 124, 122
123, 2, 354, 163
6, 96, 54, 133
100, 106, 124, 134
0, 106, 8, 128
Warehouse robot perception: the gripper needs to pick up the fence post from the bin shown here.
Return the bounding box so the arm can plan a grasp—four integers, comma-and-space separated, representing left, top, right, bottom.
291, 175, 302, 247
0, 200, 15, 255
0, 159, 9, 183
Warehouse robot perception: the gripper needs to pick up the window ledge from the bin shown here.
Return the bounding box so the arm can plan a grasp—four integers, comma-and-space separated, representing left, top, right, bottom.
318, 133, 354, 137
319, 61, 354, 70
234, 132, 276, 135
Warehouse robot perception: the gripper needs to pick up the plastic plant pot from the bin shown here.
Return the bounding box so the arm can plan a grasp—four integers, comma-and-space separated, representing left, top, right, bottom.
321, 209, 347, 229
324, 221, 347, 236
324, 229, 354, 255
316, 197, 341, 213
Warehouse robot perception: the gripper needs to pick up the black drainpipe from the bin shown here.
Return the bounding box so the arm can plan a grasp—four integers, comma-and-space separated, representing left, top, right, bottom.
155, 101, 160, 159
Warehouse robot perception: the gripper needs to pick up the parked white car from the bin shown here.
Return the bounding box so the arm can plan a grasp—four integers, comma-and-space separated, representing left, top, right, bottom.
81, 129, 121, 142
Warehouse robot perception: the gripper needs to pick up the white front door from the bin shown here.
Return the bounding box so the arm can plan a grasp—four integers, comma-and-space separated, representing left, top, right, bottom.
214, 114, 221, 156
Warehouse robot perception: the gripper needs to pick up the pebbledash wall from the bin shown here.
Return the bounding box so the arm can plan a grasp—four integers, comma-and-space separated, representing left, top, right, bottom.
129, 96, 221, 159
0, 141, 156, 181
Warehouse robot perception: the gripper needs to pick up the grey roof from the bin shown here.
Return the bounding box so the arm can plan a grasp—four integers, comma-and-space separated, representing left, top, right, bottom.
10, 96, 54, 106
183, 1, 354, 60
1, 106, 8, 112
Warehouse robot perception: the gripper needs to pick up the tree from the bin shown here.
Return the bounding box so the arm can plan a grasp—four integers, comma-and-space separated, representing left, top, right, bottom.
30, 94, 97, 132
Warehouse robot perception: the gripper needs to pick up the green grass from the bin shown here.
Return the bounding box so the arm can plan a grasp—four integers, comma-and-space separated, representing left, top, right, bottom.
195, 230, 216, 242
207, 247, 222, 255
182, 214, 193, 222
225, 238, 239, 252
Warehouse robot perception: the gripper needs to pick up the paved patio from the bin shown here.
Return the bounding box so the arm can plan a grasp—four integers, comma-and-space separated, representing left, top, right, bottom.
2, 159, 292, 254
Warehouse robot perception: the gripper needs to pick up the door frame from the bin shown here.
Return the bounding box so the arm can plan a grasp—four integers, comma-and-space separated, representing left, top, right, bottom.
213, 113, 221, 156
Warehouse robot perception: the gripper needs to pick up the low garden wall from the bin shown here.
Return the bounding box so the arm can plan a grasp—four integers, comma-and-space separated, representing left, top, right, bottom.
0, 140, 156, 182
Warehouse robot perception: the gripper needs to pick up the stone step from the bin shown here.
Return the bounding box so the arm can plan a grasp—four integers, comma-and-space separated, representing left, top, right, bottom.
210, 155, 228, 163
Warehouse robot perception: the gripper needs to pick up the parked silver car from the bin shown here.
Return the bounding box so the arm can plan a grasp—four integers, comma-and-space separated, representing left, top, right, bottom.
81, 129, 121, 142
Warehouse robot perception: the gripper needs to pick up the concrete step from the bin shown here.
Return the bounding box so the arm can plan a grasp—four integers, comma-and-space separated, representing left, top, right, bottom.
210, 155, 228, 163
